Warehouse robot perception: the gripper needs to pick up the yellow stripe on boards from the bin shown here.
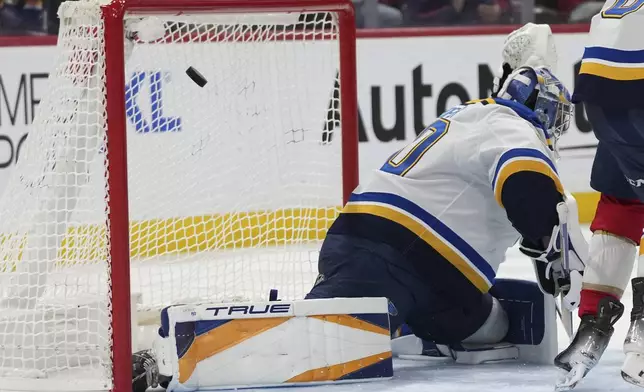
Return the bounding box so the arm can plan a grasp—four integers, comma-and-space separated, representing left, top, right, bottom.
494, 160, 564, 207
127, 207, 340, 258
0, 233, 26, 272
6, 207, 342, 265
580, 62, 644, 81
342, 203, 490, 292
0, 190, 607, 272
178, 317, 291, 383
286, 351, 392, 383
572, 192, 600, 224
309, 314, 389, 336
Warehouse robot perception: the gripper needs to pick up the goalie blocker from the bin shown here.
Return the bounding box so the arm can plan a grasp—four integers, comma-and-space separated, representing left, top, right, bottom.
143, 298, 393, 391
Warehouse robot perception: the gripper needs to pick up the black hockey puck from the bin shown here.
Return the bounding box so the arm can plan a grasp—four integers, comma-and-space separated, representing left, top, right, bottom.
186, 66, 207, 87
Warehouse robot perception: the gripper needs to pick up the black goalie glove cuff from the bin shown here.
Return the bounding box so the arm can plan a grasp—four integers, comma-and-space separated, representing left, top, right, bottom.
132, 350, 160, 392
521, 196, 588, 312
521, 233, 575, 298
519, 225, 570, 297
519, 237, 561, 263
531, 257, 568, 297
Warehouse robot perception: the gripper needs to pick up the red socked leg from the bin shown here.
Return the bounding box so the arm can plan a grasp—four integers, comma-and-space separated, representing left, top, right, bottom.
579, 194, 644, 317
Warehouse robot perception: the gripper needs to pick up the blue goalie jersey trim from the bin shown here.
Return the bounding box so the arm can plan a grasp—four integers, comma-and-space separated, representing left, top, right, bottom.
491, 148, 563, 207
343, 192, 496, 291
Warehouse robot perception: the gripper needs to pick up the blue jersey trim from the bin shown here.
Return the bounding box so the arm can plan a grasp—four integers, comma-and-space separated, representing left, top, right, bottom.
494, 98, 546, 132
348, 192, 496, 283
491, 148, 557, 188
583, 47, 644, 64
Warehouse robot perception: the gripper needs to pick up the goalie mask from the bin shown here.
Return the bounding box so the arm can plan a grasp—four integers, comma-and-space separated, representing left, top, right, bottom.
497, 66, 572, 154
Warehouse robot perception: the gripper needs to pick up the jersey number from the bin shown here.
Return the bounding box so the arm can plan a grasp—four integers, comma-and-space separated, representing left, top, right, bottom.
380, 118, 450, 176
602, 0, 644, 18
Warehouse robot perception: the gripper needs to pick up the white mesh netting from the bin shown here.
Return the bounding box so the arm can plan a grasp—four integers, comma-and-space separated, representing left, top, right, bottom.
0, 1, 346, 389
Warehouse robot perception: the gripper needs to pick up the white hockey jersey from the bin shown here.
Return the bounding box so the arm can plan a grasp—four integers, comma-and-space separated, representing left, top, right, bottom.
574, 0, 644, 107
332, 99, 563, 293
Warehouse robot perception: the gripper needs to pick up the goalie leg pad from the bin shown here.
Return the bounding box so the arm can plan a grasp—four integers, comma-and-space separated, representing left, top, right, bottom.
489, 279, 558, 364
392, 334, 520, 365
399, 279, 556, 364
306, 234, 431, 335
462, 297, 509, 344
155, 298, 392, 391
394, 280, 556, 365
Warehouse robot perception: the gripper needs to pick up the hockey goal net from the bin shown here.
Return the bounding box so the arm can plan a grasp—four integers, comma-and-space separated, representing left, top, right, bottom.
0, 0, 358, 390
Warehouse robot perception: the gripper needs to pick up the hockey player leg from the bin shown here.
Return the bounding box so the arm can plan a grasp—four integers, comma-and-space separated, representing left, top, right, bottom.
579, 195, 639, 314
555, 106, 644, 389
392, 296, 516, 364
449, 295, 518, 365
393, 279, 556, 365
554, 296, 624, 391
555, 194, 640, 390
147, 298, 392, 391
621, 235, 644, 387
306, 234, 416, 333
489, 279, 558, 363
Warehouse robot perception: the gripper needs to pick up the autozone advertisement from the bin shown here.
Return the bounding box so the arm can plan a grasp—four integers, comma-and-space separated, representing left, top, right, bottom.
0, 31, 595, 204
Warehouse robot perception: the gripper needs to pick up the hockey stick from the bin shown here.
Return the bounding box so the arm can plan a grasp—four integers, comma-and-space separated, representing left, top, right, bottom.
557, 203, 574, 339
556, 295, 574, 339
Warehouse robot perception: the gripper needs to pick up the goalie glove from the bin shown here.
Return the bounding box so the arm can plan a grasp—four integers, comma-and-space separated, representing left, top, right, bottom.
520, 232, 582, 304
132, 350, 160, 392
492, 23, 558, 96
519, 193, 587, 311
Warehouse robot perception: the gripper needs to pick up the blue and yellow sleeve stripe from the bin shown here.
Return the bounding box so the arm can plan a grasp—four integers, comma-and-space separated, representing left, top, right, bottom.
343, 192, 495, 292
579, 47, 644, 81
492, 148, 563, 208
